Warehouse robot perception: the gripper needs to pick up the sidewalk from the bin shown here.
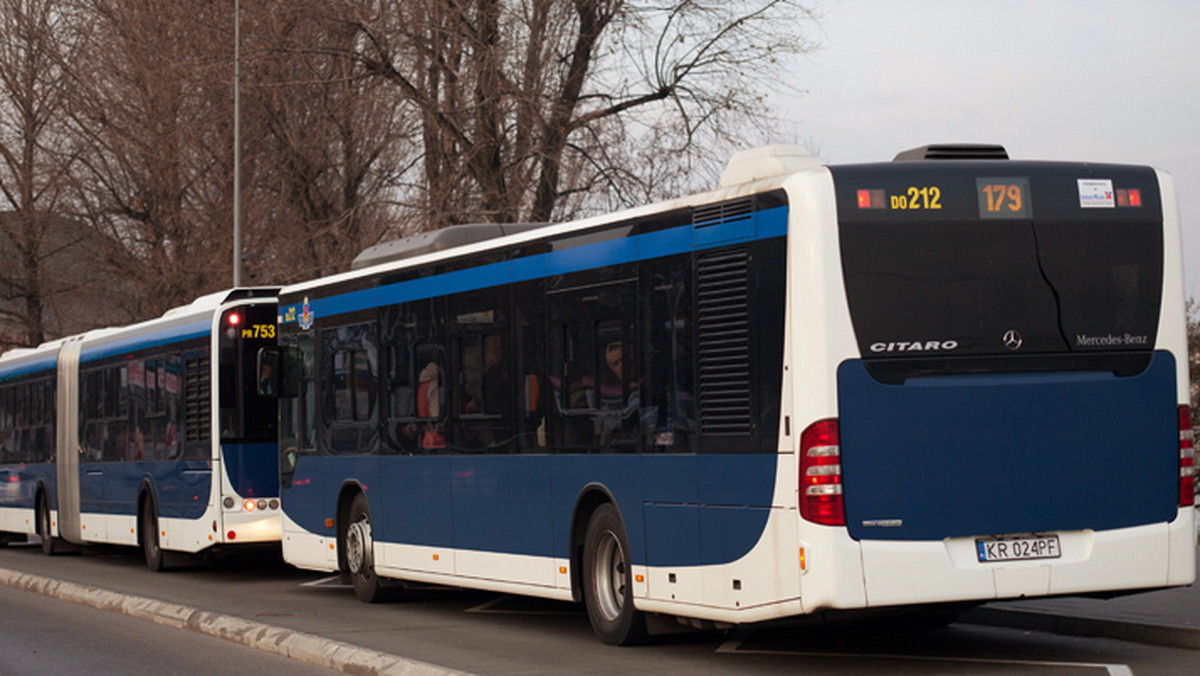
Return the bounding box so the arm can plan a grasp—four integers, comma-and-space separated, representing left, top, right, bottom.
962, 549, 1200, 649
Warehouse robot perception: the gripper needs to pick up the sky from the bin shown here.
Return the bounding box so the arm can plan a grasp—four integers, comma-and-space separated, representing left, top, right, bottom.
779, 0, 1200, 299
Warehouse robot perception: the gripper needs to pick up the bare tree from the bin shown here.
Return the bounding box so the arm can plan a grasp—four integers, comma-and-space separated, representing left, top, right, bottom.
5, 0, 822, 339
314, 0, 821, 230
244, 2, 418, 282
66, 0, 240, 318
0, 0, 91, 347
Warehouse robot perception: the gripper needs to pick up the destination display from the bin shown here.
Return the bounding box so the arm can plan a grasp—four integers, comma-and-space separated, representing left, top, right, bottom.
834, 162, 1160, 224
976, 177, 1031, 218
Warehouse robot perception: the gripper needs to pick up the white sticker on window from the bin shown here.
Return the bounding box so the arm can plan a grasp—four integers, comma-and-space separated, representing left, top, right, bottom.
1078, 179, 1115, 208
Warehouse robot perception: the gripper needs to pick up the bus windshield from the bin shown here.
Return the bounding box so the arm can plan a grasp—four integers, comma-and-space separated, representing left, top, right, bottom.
219, 303, 278, 441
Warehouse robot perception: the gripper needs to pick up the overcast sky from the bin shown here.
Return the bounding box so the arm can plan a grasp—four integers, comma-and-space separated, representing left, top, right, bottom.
780, 0, 1200, 299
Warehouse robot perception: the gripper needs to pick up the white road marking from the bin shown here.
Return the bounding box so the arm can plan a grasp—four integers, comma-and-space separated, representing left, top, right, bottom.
465, 595, 578, 616
717, 638, 1134, 675
299, 574, 346, 588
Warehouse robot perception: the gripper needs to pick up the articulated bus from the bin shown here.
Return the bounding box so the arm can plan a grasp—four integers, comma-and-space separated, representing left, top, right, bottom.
267, 144, 1194, 644
0, 289, 281, 569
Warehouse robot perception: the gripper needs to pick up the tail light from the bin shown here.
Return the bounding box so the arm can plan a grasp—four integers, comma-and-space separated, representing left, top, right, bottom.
1180, 405, 1195, 508
800, 419, 844, 526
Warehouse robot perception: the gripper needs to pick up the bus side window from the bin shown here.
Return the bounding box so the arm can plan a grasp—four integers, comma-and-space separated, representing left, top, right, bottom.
320, 324, 379, 455
415, 344, 446, 449
280, 334, 315, 486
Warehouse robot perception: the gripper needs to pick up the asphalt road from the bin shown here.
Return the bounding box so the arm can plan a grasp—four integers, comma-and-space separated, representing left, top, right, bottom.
2, 542, 1199, 675
0, 583, 342, 675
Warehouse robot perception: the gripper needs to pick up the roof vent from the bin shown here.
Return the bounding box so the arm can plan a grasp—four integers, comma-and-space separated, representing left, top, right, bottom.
718, 145, 822, 188
351, 222, 551, 270
893, 144, 1009, 161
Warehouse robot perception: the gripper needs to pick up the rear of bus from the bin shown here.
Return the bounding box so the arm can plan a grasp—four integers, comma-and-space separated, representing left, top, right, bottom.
795, 145, 1194, 612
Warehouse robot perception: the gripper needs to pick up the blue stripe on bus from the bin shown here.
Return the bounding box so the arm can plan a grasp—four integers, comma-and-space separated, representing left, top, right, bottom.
80, 319, 211, 362
0, 355, 58, 380
283, 206, 789, 323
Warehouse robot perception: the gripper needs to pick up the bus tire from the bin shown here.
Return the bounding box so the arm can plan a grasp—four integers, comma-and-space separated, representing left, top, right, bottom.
582, 503, 647, 645
345, 493, 400, 603
36, 492, 59, 556
140, 493, 166, 572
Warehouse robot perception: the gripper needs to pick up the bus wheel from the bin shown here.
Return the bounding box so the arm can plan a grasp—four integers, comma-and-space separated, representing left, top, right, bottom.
140, 494, 166, 572
345, 493, 399, 603
36, 493, 58, 556
582, 503, 647, 645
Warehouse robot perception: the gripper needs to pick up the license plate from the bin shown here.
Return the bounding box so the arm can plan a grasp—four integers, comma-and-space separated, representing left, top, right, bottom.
975, 535, 1061, 563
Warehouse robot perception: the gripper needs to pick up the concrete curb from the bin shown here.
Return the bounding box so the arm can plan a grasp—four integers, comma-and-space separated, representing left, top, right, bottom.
0, 566, 471, 676
961, 606, 1200, 651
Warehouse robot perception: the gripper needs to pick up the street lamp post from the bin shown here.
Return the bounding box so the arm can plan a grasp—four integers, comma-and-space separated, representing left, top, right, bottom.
232, 0, 242, 287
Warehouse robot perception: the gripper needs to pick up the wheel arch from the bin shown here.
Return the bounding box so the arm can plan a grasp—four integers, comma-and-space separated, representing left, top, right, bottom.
35, 478, 53, 511
34, 479, 53, 536
335, 480, 367, 573
137, 478, 157, 537
137, 478, 157, 513
569, 483, 621, 603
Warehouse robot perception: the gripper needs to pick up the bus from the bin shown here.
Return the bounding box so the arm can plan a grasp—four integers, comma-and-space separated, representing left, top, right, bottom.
265, 144, 1194, 644
0, 288, 281, 569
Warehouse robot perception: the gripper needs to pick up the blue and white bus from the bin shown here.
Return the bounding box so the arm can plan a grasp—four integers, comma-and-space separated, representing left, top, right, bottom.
267, 144, 1194, 644
0, 288, 281, 569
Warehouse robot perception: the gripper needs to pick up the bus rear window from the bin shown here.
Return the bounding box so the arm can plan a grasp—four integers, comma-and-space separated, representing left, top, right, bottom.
834, 164, 1164, 378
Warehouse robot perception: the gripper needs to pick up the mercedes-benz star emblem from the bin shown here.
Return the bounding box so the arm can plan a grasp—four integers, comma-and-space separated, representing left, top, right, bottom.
1002, 329, 1023, 351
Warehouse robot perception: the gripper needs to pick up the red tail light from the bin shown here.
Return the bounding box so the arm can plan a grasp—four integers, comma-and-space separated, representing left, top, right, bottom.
1180, 405, 1195, 507
800, 419, 844, 526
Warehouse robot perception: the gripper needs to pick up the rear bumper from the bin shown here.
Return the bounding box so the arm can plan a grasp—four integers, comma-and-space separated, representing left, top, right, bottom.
840, 508, 1195, 609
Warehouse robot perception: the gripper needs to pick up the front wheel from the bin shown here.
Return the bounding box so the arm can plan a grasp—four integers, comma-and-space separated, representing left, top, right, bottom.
582, 503, 647, 645
344, 493, 401, 603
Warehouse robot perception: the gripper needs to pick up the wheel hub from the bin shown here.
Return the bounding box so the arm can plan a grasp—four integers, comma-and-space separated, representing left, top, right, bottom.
595, 530, 625, 621
346, 519, 372, 575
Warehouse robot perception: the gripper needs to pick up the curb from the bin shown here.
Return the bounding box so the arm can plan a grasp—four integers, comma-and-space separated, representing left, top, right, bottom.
0, 567, 471, 676
961, 606, 1200, 651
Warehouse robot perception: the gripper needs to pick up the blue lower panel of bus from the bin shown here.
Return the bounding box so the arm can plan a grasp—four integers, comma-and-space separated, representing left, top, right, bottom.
79, 460, 211, 519
222, 443, 280, 498
837, 351, 1179, 542
283, 452, 777, 567
0, 463, 55, 510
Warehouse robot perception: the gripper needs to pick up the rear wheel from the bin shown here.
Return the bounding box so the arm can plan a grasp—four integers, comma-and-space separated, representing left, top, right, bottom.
344, 493, 400, 603
140, 494, 166, 572
582, 503, 647, 645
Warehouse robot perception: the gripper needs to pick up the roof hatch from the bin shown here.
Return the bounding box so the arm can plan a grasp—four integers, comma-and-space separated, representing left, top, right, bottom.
893, 144, 1009, 161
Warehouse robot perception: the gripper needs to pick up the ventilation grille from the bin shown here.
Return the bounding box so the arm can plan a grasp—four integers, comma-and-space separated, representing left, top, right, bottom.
693, 197, 753, 228
696, 248, 751, 436
185, 355, 211, 442
893, 144, 1009, 161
